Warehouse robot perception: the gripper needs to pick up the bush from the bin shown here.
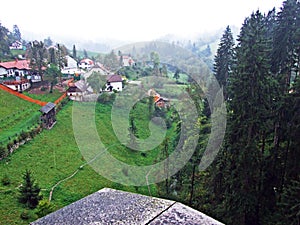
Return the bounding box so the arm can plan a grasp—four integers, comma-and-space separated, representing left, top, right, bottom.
97, 92, 116, 104
20, 210, 30, 220
35, 199, 55, 218
0, 146, 6, 159
7, 142, 13, 151
1, 174, 11, 186
20, 131, 29, 141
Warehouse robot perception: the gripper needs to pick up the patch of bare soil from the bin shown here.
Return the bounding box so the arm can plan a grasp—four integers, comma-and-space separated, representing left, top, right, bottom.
28, 84, 65, 94
28, 86, 48, 94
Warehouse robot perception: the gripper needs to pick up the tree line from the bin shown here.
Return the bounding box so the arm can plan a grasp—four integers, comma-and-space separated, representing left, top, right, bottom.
157, 1, 299, 225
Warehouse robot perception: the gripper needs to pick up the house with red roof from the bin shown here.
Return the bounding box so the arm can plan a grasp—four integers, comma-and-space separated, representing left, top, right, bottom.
0, 59, 30, 77
148, 88, 170, 108
79, 58, 94, 70
106, 74, 123, 92
0, 59, 40, 91
2, 78, 31, 92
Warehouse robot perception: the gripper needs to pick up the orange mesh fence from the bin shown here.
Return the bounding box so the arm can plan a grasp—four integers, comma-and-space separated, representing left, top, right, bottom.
54, 92, 67, 105
0, 84, 47, 106
1, 84, 68, 108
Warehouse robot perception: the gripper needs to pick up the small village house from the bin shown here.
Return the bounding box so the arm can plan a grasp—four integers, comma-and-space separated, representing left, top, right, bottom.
106, 74, 123, 92
155, 96, 170, 108
0, 59, 39, 91
67, 85, 83, 101
79, 58, 94, 70
89, 63, 110, 75
9, 40, 24, 50
148, 88, 170, 108
2, 79, 31, 92
66, 79, 93, 101
61, 55, 81, 76
118, 55, 135, 67
0, 59, 30, 77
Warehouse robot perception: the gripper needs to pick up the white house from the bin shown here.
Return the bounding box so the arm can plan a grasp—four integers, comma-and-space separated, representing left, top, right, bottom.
3, 79, 31, 92
67, 85, 83, 101
79, 58, 94, 70
66, 80, 93, 101
9, 41, 23, 50
106, 74, 123, 92
61, 55, 81, 75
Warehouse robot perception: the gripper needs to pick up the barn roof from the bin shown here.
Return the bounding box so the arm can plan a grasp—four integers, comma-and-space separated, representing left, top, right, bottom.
40, 102, 56, 114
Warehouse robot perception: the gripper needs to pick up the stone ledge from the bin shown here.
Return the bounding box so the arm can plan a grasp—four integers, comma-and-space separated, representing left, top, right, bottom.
31, 188, 224, 225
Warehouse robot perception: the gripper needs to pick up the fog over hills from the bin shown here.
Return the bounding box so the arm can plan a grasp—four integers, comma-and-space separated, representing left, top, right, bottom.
22, 25, 240, 54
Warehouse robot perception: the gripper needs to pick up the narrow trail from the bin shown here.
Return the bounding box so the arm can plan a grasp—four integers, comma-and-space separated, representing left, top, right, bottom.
48, 143, 125, 202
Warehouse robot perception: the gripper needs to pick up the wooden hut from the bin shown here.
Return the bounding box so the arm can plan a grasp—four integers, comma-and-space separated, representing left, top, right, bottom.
40, 102, 56, 129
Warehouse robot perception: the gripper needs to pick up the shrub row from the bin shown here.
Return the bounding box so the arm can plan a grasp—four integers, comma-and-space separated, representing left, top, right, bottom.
0, 125, 42, 160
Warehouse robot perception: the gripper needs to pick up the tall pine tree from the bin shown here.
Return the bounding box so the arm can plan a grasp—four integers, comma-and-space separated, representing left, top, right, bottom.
213, 25, 235, 99
269, 0, 300, 196
221, 11, 273, 225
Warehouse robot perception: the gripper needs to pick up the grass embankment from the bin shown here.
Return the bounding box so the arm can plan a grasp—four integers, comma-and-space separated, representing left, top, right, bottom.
0, 89, 40, 147
0, 99, 167, 224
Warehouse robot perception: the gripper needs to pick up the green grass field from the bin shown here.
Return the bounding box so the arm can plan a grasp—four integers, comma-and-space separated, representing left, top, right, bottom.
22, 89, 63, 103
0, 99, 164, 224
0, 89, 40, 146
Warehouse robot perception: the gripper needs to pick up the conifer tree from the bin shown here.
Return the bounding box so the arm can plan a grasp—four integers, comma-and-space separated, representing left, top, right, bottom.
72, 44, 77, 60
271, 0, 299, 92
220, 11, 274, 225
278, 179, 300, 225
12, 24, 21, 41
213, 26, 235, 99
0, 23, 10, 58
18, 170, 42, 209
28, 41, 48, 79
269, 0, 300, 197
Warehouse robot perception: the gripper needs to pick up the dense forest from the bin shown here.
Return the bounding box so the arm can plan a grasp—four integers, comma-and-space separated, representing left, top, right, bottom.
156, 1, 299, 225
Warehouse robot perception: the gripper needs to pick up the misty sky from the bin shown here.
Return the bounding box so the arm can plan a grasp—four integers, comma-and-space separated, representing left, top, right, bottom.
1, 0, 284, 42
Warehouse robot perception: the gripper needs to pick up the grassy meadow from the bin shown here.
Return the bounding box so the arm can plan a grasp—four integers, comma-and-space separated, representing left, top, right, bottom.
0, 98, 165, 224
0, 89, 40, 147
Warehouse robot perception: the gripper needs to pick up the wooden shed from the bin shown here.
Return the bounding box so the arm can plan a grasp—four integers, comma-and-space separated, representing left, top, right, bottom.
40, 102, 56, 129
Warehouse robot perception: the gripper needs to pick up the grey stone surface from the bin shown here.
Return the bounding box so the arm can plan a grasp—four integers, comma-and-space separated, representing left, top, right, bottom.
150, 202, 223, 225
31, 188, 224, 225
